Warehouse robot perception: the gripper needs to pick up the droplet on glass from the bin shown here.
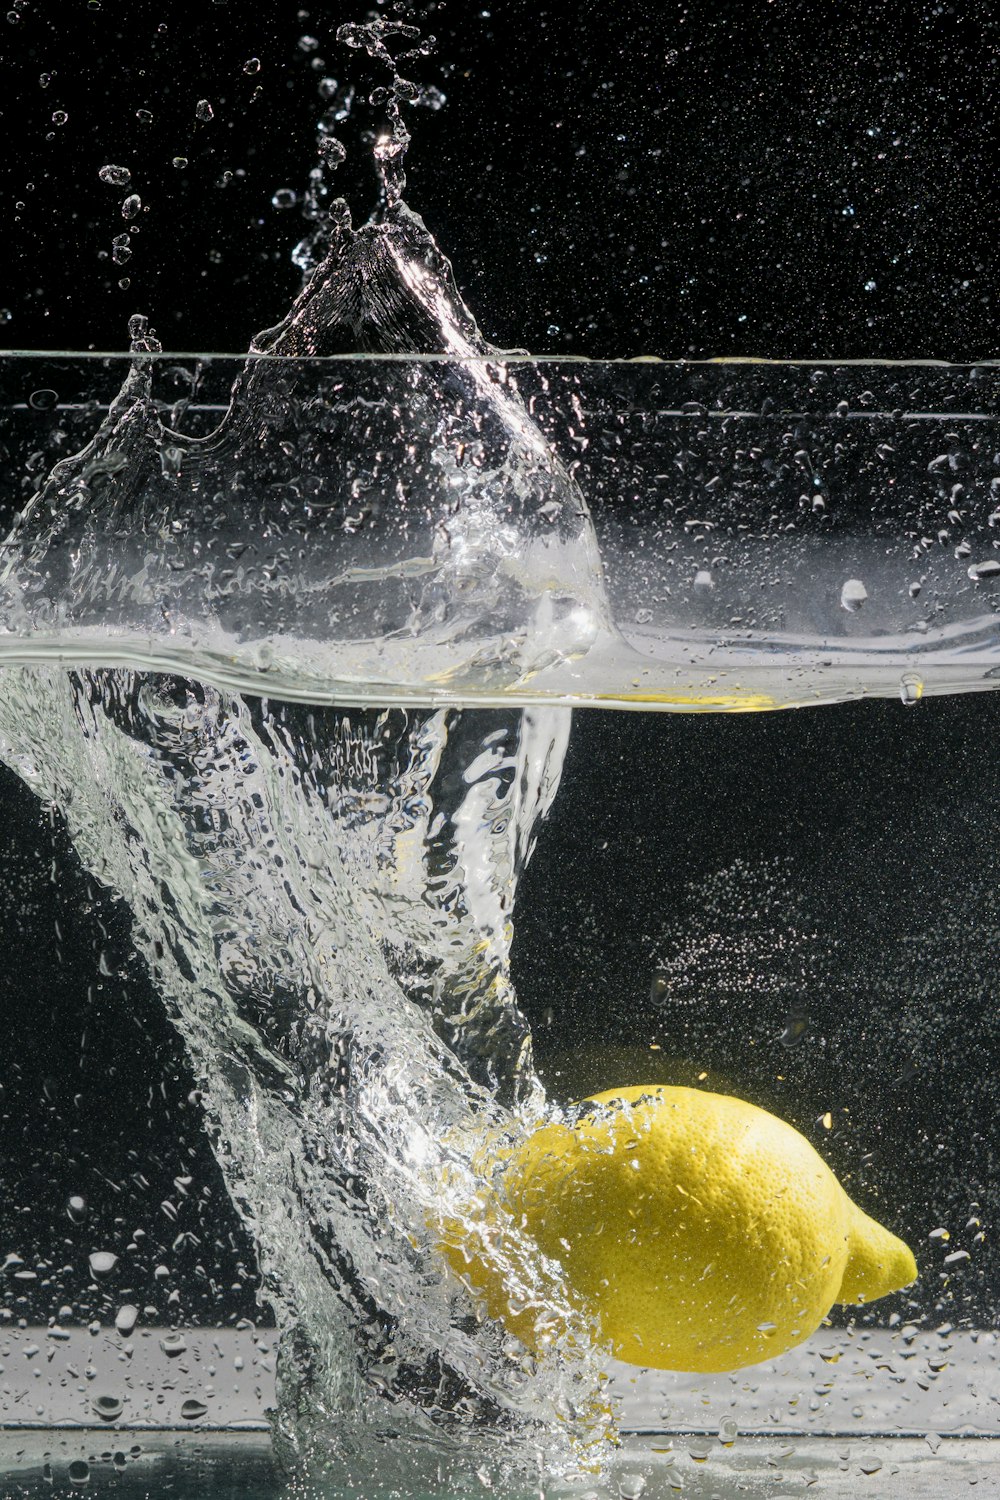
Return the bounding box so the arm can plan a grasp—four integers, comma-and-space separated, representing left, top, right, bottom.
115, 1304, 138, 1336
66, 1192, 87, 1220
181, 1398, 209, 1420
898, 673, 923, 707
840, 578, 868, 612
111, 235, 132, 265
88, 1250, 119, 1277
93, 1394, 123, 1421
29, 389, 59, 412
99, 164, 131, 187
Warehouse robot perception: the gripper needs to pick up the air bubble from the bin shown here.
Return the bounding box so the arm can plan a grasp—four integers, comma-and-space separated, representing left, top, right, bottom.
28, 389, 59, 412
99, 164, 131, 187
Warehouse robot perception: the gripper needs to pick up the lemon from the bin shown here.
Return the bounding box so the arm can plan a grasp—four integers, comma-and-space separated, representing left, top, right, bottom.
440, 1084, 917, 1373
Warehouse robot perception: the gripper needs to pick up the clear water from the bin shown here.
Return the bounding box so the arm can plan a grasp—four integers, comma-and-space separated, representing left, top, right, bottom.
2, 15, 999, 1497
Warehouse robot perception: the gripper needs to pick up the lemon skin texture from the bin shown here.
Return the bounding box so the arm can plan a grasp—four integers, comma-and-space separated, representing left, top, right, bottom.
447, 1084, 918, 1374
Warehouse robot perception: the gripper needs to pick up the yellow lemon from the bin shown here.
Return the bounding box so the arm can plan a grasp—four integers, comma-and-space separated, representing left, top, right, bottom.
440, 1084, 917, 1373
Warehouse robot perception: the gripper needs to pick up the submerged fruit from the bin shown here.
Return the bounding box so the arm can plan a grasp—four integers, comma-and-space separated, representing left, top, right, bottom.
440, 1084, 917, 1373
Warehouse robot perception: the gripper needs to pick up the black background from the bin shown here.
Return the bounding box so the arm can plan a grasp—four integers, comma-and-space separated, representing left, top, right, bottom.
1, 0, 999, 358
2, 0, 999, 1337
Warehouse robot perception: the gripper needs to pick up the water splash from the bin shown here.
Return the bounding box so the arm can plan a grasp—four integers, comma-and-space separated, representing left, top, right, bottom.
0, 18, 614, 1489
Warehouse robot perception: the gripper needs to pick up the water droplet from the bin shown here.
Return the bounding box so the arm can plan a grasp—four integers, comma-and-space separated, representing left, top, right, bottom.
181, 1397, 209, 1420
67, 1460, 90, 1486
28, 389, 59, 412
271, 188, 298, 209
618, 1478, 646, 1500
195, 99, 214, 122
298, 34, 319, 52
159, 1332, 188, 1357
88, 1250, 118, 1277
121, 193, 141, 220
115, 1304, 138, 1336
318, 136, 347, 168
136, 108, 153, 123
840, 578, 868, 612
756, 1321, 778, 1336
52, 110, 68, 126
243, 57, 260, 74
718, 1418, 739, 1446
93, 1394, 123, 1421
899, 673, 923, 707
0, 307, 11, 325
66, 1193, 87, 1221
172, 156, 189, 169
693, 568, 714, 590
858, 1456, 882, 1476
99, 164, 131, 187
112, 235, 132, 265
39, 72, 54, 87
968, 559, 1000, 581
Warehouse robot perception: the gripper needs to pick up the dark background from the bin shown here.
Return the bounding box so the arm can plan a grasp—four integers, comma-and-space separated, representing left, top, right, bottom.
2, 0, 998, 1338
1, 0, 999, 359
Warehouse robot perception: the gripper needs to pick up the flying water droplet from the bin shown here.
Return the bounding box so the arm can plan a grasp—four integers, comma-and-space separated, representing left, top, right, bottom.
195, 99, 214, 122
52, 110, 68, 126
99, 164, 131, 187
159, 1332, 188, 1357
271, 188, 299, 210
121, 194, 141, 220
243, 57, 261, 74
111, 235, 132, 265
